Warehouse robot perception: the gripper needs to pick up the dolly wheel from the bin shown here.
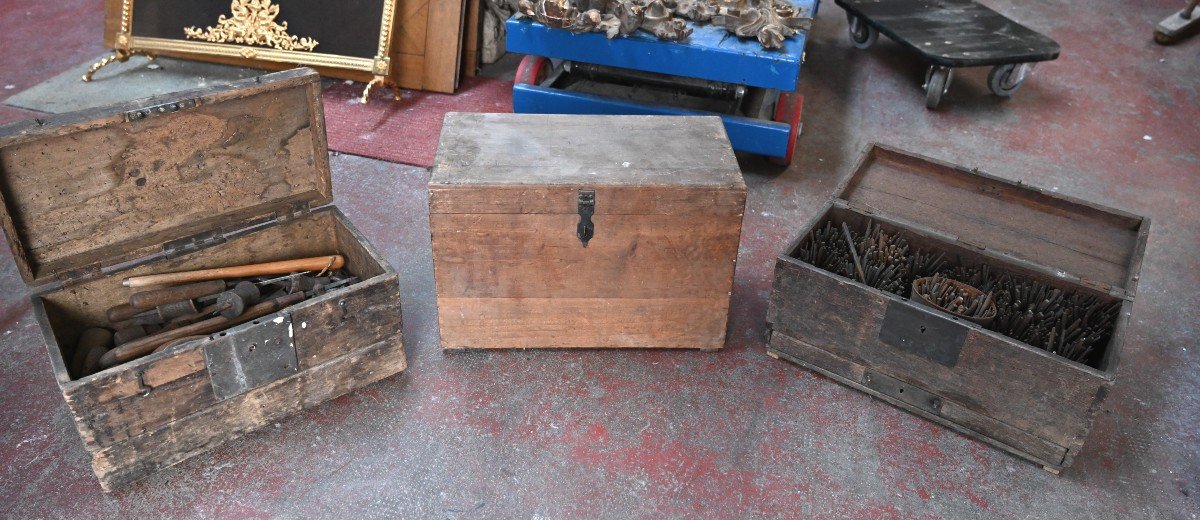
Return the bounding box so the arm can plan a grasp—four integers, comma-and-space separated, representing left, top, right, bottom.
988, 64, 1026, 97
515, 55, 550, 85
770, 92, 804, 166
924, 66, 953, 109
847, 14, 878, 49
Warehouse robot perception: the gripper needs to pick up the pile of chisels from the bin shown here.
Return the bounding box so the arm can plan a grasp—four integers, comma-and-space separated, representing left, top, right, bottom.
70, 255, 356, 378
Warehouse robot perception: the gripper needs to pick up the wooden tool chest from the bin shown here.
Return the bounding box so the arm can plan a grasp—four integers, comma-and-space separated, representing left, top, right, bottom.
430, 113, 746, 350
766, 144, 1149, 472
0, 68, 405, 491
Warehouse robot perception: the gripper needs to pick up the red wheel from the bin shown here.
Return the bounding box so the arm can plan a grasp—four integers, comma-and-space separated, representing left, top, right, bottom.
515, 55, 550, 85
769, 92, 804, 166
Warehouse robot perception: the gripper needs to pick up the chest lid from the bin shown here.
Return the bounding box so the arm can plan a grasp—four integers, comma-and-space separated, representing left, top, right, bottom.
0, 68, 332, 288
836, 144, 1149, 297
429, 113, 746, 215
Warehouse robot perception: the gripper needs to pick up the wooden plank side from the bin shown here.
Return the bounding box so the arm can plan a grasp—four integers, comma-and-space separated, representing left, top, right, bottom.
431, 114, 743, 188
80, 371, 216, 448
293, 277, 403, 369
428, 185, 747, 216
767, 258, 1106, 446
422, 0, 467, 93
431, 213, 740, 299
767, 332, 1069, 468
438, 297, 729, 349
90, 337, 405, 492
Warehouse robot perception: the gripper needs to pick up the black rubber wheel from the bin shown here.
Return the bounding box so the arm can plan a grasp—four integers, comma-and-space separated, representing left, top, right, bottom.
924, 66, 952, 109
847, 14, 878, 49
988, 64, 1024, 97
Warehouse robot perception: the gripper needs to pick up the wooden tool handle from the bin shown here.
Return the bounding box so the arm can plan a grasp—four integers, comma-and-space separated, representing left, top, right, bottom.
129, 280, 227, 310
99, 292, 305, 368
121, 255, 344, 288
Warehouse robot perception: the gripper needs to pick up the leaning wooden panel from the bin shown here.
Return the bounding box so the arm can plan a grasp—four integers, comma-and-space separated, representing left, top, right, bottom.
765, 144, 1149, 473
1, 70, 406, 491
430, 113, 746, 350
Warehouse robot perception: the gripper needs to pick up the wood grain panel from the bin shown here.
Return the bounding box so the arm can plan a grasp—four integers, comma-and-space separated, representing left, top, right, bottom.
431, 114, 743, 188
438, 297, 729, 349
431, 213, 740, 299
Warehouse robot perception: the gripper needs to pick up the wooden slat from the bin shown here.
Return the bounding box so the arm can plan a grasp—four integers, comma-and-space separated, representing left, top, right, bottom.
461, 0, 481, 77
431, 213, 741, 299
438, 297, 729, 349
767, 258, 1108, 447
89, 337, 405, 491
429, 185, 746, 216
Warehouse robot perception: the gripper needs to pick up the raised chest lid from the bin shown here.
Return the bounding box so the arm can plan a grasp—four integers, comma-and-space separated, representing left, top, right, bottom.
0, 68, 332, 287
836, 144, 1149, 296
429, 113, 745, 215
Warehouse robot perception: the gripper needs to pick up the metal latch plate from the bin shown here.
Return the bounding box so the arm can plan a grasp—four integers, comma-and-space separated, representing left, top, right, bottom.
577, 189, 595, 247
862, 369, 943, 415
204, 314, 298, 401
878, 299, 969, 368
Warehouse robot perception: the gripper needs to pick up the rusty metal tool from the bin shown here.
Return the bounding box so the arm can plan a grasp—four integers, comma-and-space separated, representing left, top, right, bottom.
98, 292, 305, 369
121, 255, 345, 288
214, 281, 262, 319
71, 328, 113, 378
128, 280, 227, 310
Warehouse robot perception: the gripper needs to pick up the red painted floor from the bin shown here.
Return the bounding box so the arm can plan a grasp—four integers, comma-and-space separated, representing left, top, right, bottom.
1, 0, 1198, 517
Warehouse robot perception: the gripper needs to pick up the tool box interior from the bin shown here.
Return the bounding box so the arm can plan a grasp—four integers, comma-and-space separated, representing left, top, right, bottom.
0, 68, 404, 491
766, 144, 1149, 471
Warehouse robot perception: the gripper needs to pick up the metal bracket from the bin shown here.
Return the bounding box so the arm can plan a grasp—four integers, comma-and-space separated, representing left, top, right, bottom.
878, 299, 970, 367
125, 98, 200, 122
163, 228, 227, 259
577, 189, 595, 247
203, 313, 298, 401
862, 369, 944, 415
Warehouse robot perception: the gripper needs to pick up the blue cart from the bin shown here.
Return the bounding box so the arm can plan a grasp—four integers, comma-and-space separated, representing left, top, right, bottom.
506, 0, 816, 165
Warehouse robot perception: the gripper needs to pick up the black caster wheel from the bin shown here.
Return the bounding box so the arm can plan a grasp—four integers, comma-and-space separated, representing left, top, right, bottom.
924, 66, 953, 109
988, 63, 1030, 97
847, 14, 878, 49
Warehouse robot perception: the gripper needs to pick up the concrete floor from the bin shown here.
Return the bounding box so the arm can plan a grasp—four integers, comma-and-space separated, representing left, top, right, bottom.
1, 0, 1198, 518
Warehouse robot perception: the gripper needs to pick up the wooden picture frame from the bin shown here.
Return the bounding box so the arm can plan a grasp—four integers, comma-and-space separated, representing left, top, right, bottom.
93, 0, 466, 97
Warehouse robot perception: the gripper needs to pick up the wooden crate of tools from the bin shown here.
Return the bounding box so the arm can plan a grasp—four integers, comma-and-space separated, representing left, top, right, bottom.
430, 113, 746, 350
766, 144, 1149, 472
0, 69, 405, 491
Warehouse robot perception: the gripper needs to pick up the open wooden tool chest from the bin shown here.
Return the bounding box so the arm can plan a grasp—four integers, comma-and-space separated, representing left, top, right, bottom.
766, 144, 1149, 472
430, 113, 746, 350
0, 68, 405, 491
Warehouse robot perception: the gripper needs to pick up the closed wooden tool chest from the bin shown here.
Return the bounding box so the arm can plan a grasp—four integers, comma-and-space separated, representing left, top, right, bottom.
430, 113, 746, 350
766, 144, 1149, 472
0, 69, 405, 491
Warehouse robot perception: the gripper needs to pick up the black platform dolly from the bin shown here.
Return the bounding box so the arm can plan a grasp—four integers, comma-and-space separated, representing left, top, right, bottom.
836, 0, 1060, 109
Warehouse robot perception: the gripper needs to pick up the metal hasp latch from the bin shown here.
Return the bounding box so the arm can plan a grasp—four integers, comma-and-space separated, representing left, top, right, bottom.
203, 313, 299, 401
577, 189, 595, 247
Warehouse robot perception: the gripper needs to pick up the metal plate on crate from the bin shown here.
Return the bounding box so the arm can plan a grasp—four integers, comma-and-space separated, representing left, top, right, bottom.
878, 299, 969, 367
204, 314, 299, 401
862, 369, 944, 415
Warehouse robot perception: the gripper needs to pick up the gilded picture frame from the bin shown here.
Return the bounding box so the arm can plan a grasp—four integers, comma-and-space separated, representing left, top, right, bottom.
88, 0, 399, 102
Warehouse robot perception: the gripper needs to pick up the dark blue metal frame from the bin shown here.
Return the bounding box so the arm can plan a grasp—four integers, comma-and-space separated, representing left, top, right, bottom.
506, 0, 815, 158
